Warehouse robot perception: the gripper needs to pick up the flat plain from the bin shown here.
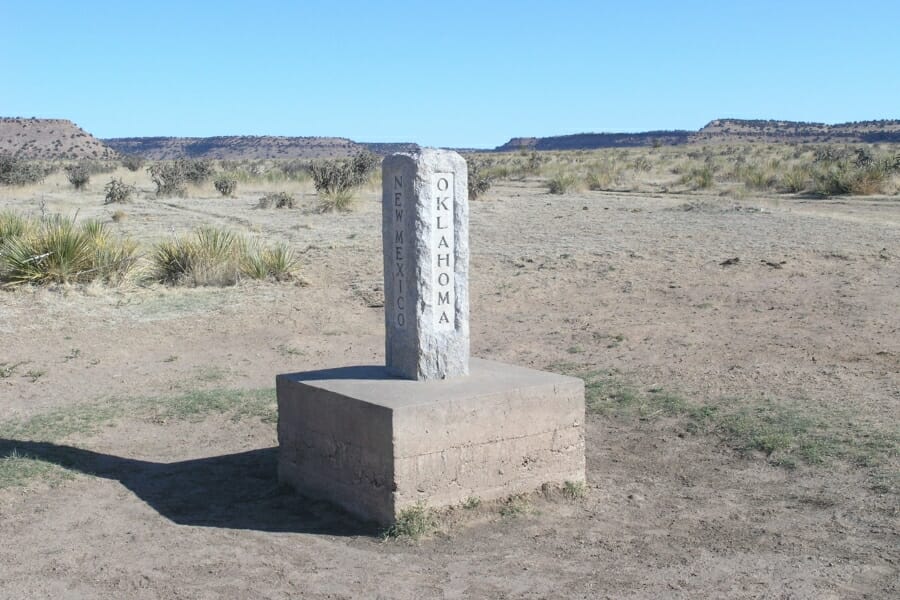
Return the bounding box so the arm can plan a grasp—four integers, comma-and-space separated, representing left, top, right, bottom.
1, 157, 898, 599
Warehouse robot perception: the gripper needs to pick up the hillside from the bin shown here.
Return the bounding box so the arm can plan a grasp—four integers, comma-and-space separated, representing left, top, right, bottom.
496, 131, 691, 151
102, 135, 371, 160
0, 118, 118, 160
495, 119, 900, 151
692, 119, 900, 143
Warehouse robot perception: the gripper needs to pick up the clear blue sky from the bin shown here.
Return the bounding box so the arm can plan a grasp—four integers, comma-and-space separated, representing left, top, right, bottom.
3, 1, 898, 148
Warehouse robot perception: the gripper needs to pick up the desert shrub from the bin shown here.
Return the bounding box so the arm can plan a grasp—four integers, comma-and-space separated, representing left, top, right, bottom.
810, 165, 851, 196
467, 159, 493, 199
0, 155, 46, 186
383, 502, 437, 540
214, 175, 238, 197
104, 178, 135, 204
631, 156, 652, 172
278, 159, 310, 180
151, 226, 298, 286
547, 171, 579, 194
0, 215, 137, 286
680, 165, 714, 190
808, 155, 897, 196
349, 150, 379, 182
181, 159, 214, 185
780, 166, 810, 193
522, 151, 545, 175
65, 164, 90, 190
257, 191, 295, 209
79, 160, 117, 175
585, 160, 622, 191
741, 165, 777, 190
148, 162, 187, 197
310, 151, 379, 212
121, 155, 145, 172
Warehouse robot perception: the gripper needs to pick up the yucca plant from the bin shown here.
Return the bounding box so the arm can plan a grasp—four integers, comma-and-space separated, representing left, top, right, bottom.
152, 237, 198, 284
0, 215, 136, 286
317, 188, 356, 213
0, 211, 32, 244
151, 226, 243, 286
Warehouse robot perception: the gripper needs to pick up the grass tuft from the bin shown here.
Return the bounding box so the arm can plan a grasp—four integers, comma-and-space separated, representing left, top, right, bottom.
383, 502, 438, 540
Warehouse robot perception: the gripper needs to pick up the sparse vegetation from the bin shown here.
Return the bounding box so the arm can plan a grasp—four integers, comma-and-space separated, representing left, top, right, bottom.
467, 159, 493, 199
64, 163, 90, 190
148, 161, 187, 196
547, 171, 579, 194
214, 175, 238, 197
383, 502, 437, 540
103, 178, 135, 204
151, 226, 298, 286
499, 494, 531, 517
0, 155, 46, 185
121, 155, 145, 172
461, 496, 481, 509
680, 165, 714, 190
568, 366, 899, 488
563, 480, 587, 500
0, 214, 138, 286
0, 387, 277, 489
257, 191, 295, 209
310, 150, 378, 212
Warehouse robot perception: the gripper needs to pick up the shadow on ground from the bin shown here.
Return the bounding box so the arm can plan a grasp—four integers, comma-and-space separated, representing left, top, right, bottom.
0, 438, 379, 537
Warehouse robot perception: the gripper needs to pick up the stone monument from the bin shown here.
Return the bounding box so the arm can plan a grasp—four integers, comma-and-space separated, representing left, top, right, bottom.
382, 149, 469, 380
276, 149, 585, 526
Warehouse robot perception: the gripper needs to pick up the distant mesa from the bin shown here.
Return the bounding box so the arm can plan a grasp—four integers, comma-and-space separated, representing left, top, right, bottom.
102, 136, 422, 160
3, 116, 900, 161
495, 118, 900, 151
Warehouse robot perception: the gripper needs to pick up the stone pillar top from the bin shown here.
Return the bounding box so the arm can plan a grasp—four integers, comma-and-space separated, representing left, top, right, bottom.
382, 149, 469, 380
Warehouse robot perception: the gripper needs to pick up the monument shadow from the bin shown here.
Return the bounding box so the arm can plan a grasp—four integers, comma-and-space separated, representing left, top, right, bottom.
0, 438, 379, 537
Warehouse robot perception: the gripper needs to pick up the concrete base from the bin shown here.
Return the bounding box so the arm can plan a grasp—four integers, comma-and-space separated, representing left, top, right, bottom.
276, 358, 585, 525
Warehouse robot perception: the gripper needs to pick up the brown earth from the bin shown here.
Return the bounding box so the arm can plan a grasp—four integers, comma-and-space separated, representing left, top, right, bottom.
0, 118, 118, 160
0, 176, 898, 598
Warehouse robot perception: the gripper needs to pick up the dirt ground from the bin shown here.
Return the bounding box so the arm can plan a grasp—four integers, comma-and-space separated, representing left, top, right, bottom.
1, 177, 898, 599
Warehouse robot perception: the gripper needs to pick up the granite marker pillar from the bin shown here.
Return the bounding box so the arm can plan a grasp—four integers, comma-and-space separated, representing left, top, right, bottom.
382, 149, 469, 380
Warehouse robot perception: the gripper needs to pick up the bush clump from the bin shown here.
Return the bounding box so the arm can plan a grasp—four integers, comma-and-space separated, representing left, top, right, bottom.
151, 226, 298, 286
0, 214, 138, 286
257, 191, 295, 209
680, 166, 714, 190
467, 159, 493, 199
182, 159, 214, 185
214, 175, 238, 197
121, 155, 145, 172
310, 150, 379, 212
104, 178, 135, 204
547, 171, 579, 194
148, 162, 187, 197
65, 164, 91, 190
147, 159, 216, 196
0, 155, 47, 186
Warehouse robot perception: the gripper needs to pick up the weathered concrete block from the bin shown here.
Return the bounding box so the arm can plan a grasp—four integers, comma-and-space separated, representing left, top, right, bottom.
277, 358, 585, 525
382, 148, 469, 380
